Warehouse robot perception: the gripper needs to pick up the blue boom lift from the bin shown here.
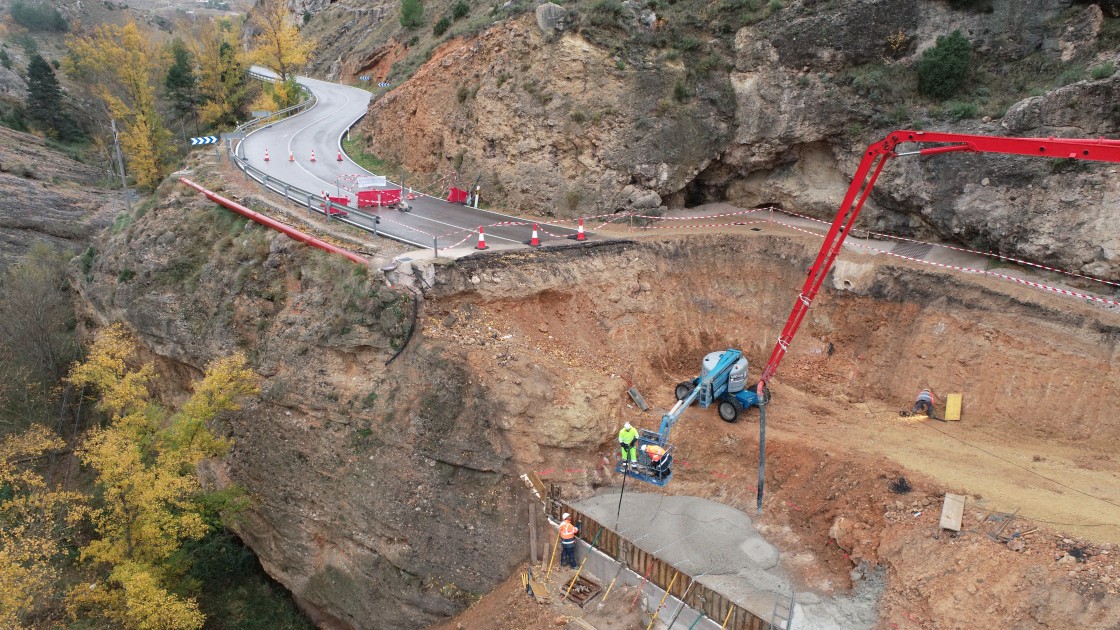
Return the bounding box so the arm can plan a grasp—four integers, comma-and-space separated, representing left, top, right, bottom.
616, 349, 771, 487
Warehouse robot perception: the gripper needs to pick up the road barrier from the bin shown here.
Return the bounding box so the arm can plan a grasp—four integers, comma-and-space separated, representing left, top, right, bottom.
546, 485, 774, 630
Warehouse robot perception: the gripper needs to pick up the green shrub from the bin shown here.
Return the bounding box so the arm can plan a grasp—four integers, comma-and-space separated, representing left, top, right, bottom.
673, 80, 690, 102
10, 1, 68, 32
945, 100, 978, 120
1058, 68, 1085, 86
117, 268, 135, 282
457, 85, 469, 102
1090, 62, 1116, 80
452, 1, 470, 19
570, 109, 587, 123
917, 30, 971, 99
588, 0, 625, 26
433, 15, 451, 35
400, 0, 424, 29
0, 50, 10, 70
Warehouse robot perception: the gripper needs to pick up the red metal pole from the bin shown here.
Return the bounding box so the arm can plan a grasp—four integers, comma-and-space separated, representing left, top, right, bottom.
179, 178, 368, 266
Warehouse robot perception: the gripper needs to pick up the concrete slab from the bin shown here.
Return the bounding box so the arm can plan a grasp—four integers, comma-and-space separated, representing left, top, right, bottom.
571, 492, 882, 630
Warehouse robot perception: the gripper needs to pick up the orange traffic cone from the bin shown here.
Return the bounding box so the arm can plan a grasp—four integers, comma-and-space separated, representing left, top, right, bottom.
527, 224, 540, 247
475, 226, 488, 250
407, 188, 416, 200
310, 150, 317, 162
571, 218, 586, 241
337, 150, 343, 161
289, 150, 294, 162
264, 149, 270, 162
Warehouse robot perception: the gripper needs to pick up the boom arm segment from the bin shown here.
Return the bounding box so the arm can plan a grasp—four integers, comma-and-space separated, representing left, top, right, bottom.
756, 130, 1120, 391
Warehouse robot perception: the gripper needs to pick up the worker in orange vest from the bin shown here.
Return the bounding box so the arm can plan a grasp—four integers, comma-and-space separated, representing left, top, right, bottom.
558, 512, 579, 568
640, 443, 671, 479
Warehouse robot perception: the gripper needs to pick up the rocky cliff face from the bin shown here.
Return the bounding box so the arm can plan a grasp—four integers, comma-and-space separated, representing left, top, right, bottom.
0, 127, 119, 267
340, 0, 1120, 281
74, 180, 567, 629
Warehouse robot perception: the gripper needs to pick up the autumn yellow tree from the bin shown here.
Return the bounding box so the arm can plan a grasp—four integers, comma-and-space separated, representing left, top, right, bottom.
0, 425, 84, 629
186, 17, 251, 129
247, 0, 314, 82
65, 22, 173, 190
65, 325, 258, 629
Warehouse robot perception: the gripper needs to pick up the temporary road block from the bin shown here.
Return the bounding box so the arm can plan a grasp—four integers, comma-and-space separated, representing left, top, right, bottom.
448, 187, 469, 204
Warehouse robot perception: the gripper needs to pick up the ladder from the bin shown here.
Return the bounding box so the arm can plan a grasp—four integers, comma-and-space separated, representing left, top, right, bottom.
770, 591, 795, 630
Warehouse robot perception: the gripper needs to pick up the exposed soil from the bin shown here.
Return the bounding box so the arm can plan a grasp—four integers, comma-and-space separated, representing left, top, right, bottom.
423, 227, 1120, 629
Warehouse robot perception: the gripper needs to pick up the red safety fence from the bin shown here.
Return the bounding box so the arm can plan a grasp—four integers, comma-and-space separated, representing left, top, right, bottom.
357, 189, 402, 208
321, 195, 350, 216
447, 187, 469, 204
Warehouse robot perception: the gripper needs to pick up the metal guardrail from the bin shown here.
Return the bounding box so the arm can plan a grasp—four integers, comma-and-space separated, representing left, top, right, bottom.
225, 75, 426, 247
547, 485, 774, 630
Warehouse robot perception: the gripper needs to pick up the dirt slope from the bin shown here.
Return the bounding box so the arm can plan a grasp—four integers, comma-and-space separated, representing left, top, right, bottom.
421, 229, 1120, 628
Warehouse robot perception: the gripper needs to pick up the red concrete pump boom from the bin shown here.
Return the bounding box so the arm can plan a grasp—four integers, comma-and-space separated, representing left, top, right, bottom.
749, 131, 1120, 515
756, 130, 1120, 390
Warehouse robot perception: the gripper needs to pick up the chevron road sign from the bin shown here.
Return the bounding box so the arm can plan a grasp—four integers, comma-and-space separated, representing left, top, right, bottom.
358, 76, 370, 82
190, 136, 218, 146
378, 82, 391, 87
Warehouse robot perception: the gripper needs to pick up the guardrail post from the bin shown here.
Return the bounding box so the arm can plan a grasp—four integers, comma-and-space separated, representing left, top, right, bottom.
432, 237, 438, 259
307, 193, 314, 214
284, 184, 290, 201
262, 174, 270, 188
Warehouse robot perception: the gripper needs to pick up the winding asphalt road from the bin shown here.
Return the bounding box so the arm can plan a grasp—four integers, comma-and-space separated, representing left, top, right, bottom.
238, 71, 579, 249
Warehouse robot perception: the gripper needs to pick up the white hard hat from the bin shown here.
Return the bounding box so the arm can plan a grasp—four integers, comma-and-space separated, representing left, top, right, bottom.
562, 512, 570, 520
623, 422, 632, 429
639, 444, 648, 451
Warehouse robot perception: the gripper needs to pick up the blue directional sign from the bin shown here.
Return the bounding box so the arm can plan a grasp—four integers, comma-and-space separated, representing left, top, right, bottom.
190, 136, 218, 146
378, 82, 391, 88
358, 76, 371, 82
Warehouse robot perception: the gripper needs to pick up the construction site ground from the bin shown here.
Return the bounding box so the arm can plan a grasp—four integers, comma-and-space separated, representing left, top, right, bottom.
196, 153, 1120, 628
419, 215, 1120, 629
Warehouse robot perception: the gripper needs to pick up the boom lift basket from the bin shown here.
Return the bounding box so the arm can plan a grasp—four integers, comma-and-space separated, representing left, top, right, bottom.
615, 429, 674, 487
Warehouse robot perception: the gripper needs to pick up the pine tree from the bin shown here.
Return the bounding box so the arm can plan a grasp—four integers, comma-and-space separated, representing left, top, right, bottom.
25, 54, 81, 141
165, 39, 197, 122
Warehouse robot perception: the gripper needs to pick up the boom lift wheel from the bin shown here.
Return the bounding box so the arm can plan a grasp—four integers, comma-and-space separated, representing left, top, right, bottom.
674, 381, 693, 402
718, 400, 740, 423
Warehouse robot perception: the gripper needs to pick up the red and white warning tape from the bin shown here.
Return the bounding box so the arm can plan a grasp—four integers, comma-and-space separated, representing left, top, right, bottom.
778, 208, 1120, 290
770, 219, 1120, 307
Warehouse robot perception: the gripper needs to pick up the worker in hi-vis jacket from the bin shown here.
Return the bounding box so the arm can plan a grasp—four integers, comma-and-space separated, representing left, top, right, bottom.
558, 513, 579, 568
618, 422, 639, 470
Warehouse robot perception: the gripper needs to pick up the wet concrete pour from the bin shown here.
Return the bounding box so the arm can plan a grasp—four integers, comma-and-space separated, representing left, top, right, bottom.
571, 492, 881, 629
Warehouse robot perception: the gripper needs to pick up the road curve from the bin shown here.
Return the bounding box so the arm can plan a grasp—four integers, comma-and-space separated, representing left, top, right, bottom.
239, 71, 580, 249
